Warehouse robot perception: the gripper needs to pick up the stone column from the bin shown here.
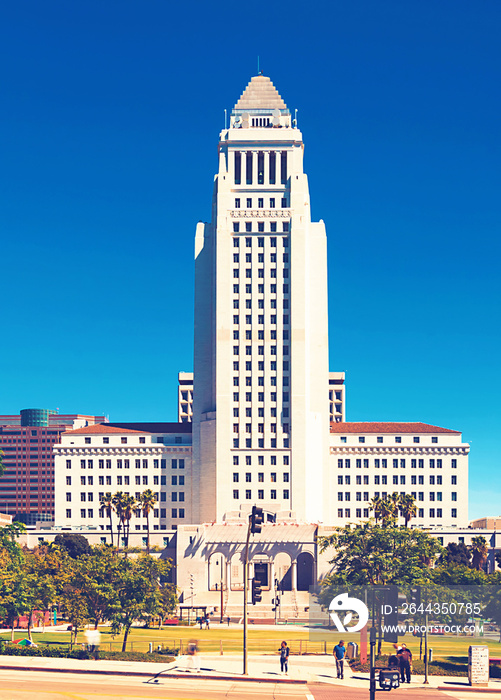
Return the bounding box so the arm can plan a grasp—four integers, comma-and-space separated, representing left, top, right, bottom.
263, 151, 269, 186
252, 150, 258, 186
291, 560, 297, 591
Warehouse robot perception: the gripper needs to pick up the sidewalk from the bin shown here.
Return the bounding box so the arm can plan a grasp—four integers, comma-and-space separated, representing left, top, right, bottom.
0, 653, 500, 693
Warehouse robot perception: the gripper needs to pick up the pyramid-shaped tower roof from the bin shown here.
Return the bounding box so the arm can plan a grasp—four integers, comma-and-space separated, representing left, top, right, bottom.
233, 75, 288, 112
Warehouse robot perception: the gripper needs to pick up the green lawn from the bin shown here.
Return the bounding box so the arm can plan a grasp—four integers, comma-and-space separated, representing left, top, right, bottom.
2, 625, 500, 661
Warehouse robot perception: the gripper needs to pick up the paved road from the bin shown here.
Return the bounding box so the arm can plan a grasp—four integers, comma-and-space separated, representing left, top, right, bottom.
0, 670, 311, 700
0, 669, 498, 700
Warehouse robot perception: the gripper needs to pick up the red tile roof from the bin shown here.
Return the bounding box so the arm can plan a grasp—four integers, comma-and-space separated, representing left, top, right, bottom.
330, 422, 460, 434
107, 422, 192, 434
64, 424, 150, 436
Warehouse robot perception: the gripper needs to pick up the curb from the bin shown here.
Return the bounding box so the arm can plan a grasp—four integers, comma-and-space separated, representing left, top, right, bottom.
0, 664, 307, 684
437, 687, 501, 694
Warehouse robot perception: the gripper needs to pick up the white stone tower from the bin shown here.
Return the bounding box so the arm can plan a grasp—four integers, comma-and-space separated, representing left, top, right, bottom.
192, 75, 330, 524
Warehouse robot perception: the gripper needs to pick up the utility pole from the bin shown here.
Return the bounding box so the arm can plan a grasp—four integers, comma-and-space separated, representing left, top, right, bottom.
243, 518, 251, 675
369, 589, 377, 700
243, 506, 263, 676
424, 611, 429, 684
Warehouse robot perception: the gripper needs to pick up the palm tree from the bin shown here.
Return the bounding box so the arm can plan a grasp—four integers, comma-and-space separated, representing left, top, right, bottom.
139, 489, 157, 554
470, 535, 489, 572
122, 494, 137, 551
100, 492, 114, 546
370, 496, 383, 523
399, 494, 417, 528
380, 497, 396, 528
389, 492, 401, 523
112, 491, 126, 553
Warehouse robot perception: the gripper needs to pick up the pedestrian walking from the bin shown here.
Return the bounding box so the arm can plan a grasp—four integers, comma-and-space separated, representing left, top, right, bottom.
333, 639, 346, 679
84, 628, 101, 660
186, 639, 200, 672
397, 643, 413, 683
226, 616, 230, 626
279, 640, 290, 674
205, 615, 210, 630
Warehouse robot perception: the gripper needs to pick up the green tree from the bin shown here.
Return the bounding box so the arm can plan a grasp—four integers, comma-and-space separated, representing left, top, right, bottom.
369, 496, 383, 524
470, 536, 489, 572
72, 546, 121, 628
57, 557, 90, 646
431, 564, 488, 586
24, 544, 63, 640
112, 492, 127, 552
122, 495, 137, 551
111, 555, 175, 651
0, 522, 29, 640
53, 533, 91, 559
139, 489, 156, 554
100, 492, 115, 547
438, 542, 471, 568
399, 494, 417, 527
318, 520, 443, 602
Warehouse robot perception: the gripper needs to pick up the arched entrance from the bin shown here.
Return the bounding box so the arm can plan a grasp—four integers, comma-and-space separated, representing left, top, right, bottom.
274, 551, 292, 591
296, 552, 314, 591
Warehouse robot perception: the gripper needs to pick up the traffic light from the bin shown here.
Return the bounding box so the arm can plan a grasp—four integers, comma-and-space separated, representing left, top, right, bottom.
251, 579, 262, 605
250, 506, 264, 534
382, 585, 406, 642
410, 586, 421, 608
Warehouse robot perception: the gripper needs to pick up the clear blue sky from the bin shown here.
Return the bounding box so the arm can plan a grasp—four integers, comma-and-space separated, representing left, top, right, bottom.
1, 1, 499, 519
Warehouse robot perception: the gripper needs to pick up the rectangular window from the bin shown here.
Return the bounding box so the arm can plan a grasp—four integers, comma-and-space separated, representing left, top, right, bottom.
256, 151, 265, 184
246, 152, 253, 184
280, 151, 287, 183
233, 490, 239, 499
452, 508, 457, 518
269, 152, 276, 184
234, 152, 241, 184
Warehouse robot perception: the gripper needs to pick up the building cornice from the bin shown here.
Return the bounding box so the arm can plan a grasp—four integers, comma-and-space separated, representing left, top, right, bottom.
230, 209, 291, 218
329, 446, 469, 456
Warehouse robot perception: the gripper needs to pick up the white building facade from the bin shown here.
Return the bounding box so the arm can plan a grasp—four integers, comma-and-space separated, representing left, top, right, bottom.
329, 422, 469, 527
52, 75, 470, 537
54, 423, 192, 533
192, 75, 331, 525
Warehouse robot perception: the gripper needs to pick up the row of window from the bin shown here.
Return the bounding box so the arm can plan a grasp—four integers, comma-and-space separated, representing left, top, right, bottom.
232, 285, 289, 298
340, 436, 441, 444
77, 436, 184, 445
234, 151, 287, 186
231, 361, 290, 373
337, 458, 457, 469
66, 458, 185, 469
233, 330, 289, 341
232, 270, 289, 284
233, 472, 289, 483
337, 491, 457, 502
69, 474, 185, 486
337, 508, 458, 519
233, 407, 289, 417
233, 489, 290, 500
66, 508, 186, 520
233, 222, 290, 233
233, 423, 289, 434
234, 198, 288, 209
233, 314, 290, 327
338, 474, 457, 485
233, 438, 290, 449
233, 255, 289, 266
233, 455, 289, 466
66, 491, 185, 503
